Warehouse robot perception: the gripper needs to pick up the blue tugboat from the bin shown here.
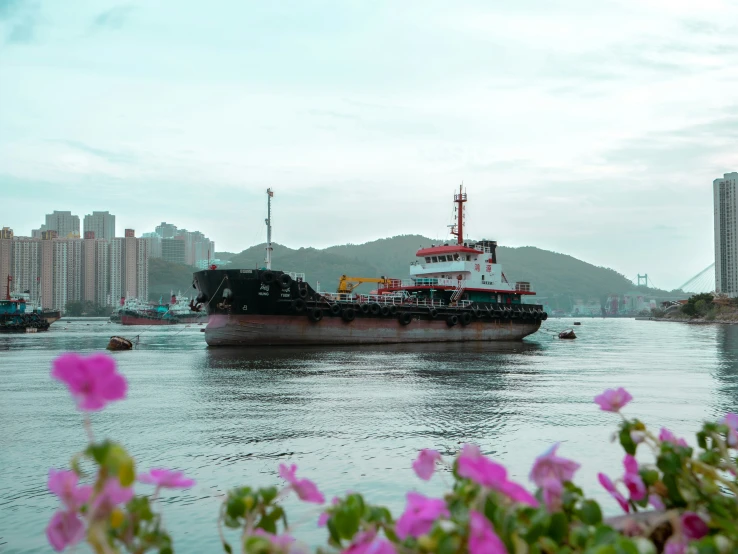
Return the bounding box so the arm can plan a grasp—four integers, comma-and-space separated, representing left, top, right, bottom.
0, 286, 50, 333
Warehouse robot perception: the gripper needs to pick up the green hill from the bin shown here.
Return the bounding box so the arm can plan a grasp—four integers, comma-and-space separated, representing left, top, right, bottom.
147, 258, 198, 300
215, 236, 676, 305
149, 235, 680, 305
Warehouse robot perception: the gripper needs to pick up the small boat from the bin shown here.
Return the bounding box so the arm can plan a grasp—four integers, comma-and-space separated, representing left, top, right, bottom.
559, 329, 576, 339
106, 336, 133, 351
573, 321, 581, 325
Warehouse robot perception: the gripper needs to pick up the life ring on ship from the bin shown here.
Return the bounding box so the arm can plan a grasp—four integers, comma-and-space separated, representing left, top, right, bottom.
342, 308, 356, 322
297, 286, 308, 299
360, 303, 370, 314
446, 314, 459, 327
398, 312, 413, 326
292, 299, 306, 313
389, 305, 398, 316
308, 307, 323, 322
461, 312, 472, 326
428, 308, 438, 319
261, 270, 275, 285
330, 303, 341, 316
380, 305, 391, 317
370, 303, 381, 316
280, 273, 292, 288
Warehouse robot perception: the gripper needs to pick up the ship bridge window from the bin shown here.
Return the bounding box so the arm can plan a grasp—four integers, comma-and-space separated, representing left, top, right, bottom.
438, 255, 446, 262
425, 257, 431, 263
466, 255, 471, 261
454, 254, 460, 261
431, 256, 438, 263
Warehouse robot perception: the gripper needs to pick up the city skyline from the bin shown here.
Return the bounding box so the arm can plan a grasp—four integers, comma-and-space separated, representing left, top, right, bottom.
2, 1, 738, 289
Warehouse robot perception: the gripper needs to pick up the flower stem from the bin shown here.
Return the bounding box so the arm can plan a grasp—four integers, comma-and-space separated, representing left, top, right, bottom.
83, 413, 95, 444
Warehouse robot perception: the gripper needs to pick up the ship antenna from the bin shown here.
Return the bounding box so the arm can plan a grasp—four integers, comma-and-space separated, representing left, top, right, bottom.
265, 188, 274, 270
450, 183, 467, 245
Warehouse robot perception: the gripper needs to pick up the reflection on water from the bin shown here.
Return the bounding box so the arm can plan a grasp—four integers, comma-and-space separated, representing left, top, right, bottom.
0, 318, 736, 552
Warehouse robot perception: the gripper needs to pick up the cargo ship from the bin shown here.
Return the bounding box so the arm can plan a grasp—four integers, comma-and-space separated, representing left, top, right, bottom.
192, 187, 545, 346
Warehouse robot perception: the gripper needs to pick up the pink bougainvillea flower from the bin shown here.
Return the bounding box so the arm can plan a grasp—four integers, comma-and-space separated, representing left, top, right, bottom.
458, 444, 537, 507
495, 479, 539, 507
594, 387, 633, 413
723, 413, 738, 447
598, 473, 629, 513
90, 478, 133, 516
622, 455, 646, 502
659, 428, 689, 448
46, 510, 85, 552
529, 444, 580, 487
278, 464, 325, 504
342, 530, 396, 554
138, 468, 195, 489
412, 449, 441, 481
51, 353, 127, 411
681, 512, 709, 540
528, 444, 579, 511
457, 444, 507, 487
47, 469, 92, 511
649, 494, 665, 511
468, 511, 507, 554
395, 492, 449, 539
253, 529, 296, 549
664, 537, 687, 554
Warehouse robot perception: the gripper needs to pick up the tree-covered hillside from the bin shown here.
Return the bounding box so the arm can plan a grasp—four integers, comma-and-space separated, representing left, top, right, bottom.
205, 236, 676, 302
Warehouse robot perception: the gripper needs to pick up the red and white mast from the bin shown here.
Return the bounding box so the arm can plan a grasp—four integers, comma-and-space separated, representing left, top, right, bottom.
450, 184, 467, 245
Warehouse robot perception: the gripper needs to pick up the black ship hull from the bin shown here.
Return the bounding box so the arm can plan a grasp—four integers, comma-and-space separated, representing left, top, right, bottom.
192, 269, 544, 347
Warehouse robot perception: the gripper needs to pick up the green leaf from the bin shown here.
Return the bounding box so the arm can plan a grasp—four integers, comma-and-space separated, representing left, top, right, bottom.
437, 534, 459, 554
549, 512, 568, 543
333, 508, 360, 540
578, 500, 603, 525
619, 426, 637, 455
85, 440, 114, 464
524, 510, 550, 543
639, 469, 659, 487
656, 451, 682, 475
259, 486, 278, 505
593, 525, 620, 546
223, 542, 233, 554
226, 496, 246, 520
696, 431, 708, 450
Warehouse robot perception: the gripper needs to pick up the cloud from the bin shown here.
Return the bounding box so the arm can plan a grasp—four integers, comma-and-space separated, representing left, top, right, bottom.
92, 4, 134, 30
0, 0, 38, 44
48, 140, 136, 165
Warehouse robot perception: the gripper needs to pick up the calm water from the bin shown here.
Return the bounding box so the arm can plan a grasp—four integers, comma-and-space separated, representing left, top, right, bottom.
1, 318, 737, 553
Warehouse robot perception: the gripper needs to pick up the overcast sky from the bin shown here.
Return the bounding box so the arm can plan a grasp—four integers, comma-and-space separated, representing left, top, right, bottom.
1, 0, 737, 289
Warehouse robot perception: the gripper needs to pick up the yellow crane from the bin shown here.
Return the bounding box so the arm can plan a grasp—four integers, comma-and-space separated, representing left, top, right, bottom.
337, 275, 390, 294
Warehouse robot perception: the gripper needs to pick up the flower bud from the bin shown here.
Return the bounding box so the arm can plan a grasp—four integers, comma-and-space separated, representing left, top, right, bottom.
715, 535, 733, 554
109, 508, 124, 529
417, 535, 437, 551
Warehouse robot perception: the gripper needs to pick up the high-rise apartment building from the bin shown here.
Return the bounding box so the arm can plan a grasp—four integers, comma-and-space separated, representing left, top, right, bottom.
44, 211, 80, 239
83, 211, 116, 240
109, 238, 124, 305
155, 222, 178, 239
95, 240, 110, 306
0, 227, 12, 299
82, 234, 97, 302
12, 238, 41, 302
162, 238, 186, 265
714, 172, 738, 296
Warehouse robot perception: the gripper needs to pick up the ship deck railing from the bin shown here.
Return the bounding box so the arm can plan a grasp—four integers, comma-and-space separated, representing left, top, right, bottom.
380, 277, 469, 289
287, 271, 306, 282
317, 293, 472, 309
